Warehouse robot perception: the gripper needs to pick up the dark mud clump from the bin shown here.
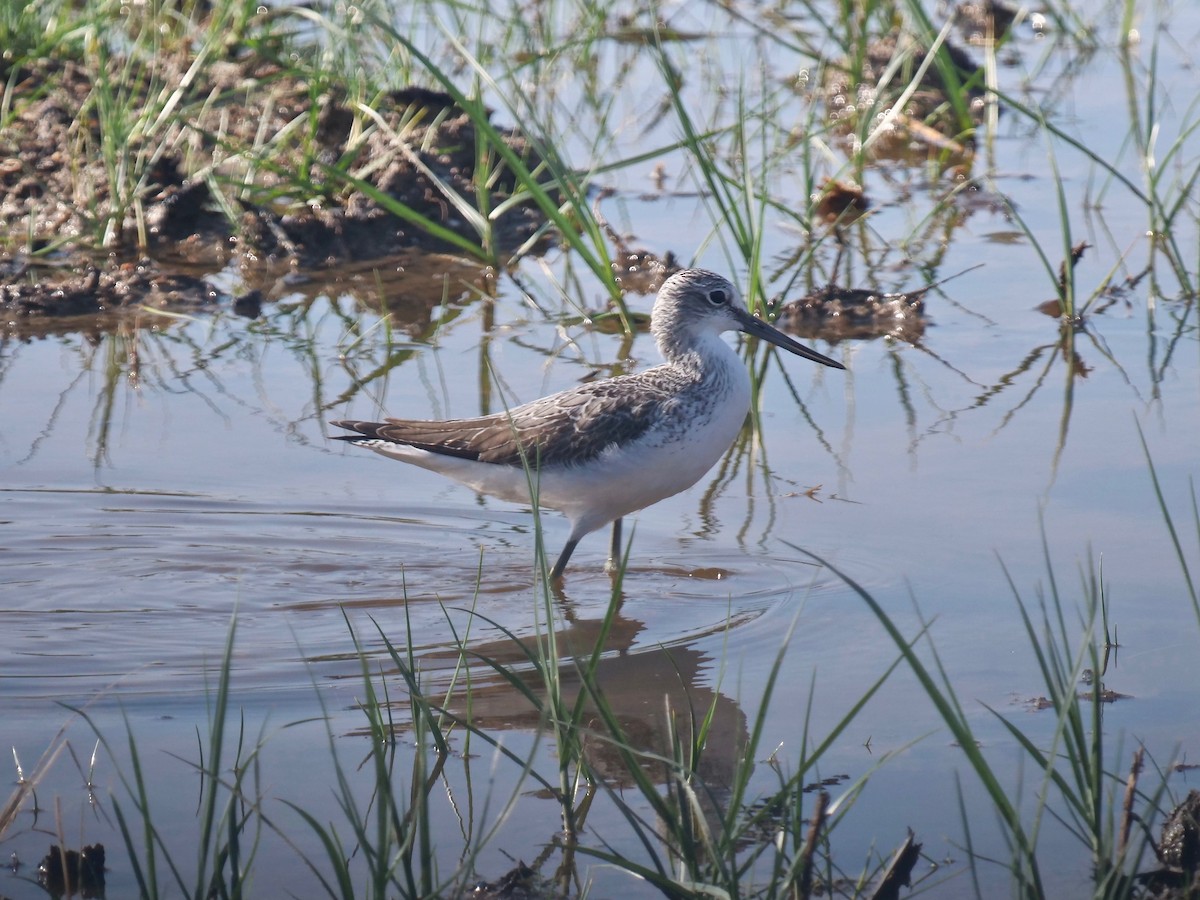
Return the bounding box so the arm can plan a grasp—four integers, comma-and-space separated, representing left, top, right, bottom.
0, 258, 221, 333
776, 284, 928, 344
232, 86, 552, 268
38, 843, 106, 898
821, 15, 1011, 162
824, 34, 987, 124
1138, 790, 1200, 898
469, 861, 541, 899
954, 0, 1020, 46
0, 17, 554, 322
3, 52, 545, 260
1, 58, 547, 264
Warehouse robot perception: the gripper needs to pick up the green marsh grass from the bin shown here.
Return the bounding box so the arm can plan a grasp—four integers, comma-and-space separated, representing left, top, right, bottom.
985, 2, 1199, 309
71, 616, 269, 900
289, 611, 457, 900
386, 21, 629, 316
573, 611, 909, 898
4, 0, 1196, 324
1140, 421, 1200, 628
77, 4, 208, 248
1113, 29, 1200, 299
792, 530, 1181, 900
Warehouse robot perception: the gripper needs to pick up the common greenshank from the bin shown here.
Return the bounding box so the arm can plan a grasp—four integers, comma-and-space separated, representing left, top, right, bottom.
332, 269, 844, 580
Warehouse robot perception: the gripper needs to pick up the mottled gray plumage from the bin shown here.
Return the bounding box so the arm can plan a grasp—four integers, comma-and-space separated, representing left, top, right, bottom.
332, 370, 690, 467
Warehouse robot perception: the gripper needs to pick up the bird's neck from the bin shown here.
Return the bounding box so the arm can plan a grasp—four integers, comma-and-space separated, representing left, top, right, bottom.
658, 330, 743, 385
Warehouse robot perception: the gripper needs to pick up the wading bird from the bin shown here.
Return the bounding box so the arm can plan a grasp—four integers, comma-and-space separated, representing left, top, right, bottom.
333, 269, 844, 580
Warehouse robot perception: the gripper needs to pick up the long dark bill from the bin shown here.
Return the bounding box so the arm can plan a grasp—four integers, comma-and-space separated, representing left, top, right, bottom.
734, 307, 845, 370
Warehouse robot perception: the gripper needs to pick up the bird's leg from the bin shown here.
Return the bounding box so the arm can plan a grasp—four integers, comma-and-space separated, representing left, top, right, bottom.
605, 517, 624, 573
550, 538, 580, 582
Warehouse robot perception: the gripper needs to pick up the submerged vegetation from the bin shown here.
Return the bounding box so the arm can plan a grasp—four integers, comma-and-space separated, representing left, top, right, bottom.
2, 0, 1199, 897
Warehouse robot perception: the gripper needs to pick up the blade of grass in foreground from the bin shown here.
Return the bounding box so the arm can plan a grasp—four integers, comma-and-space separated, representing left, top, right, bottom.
787, 520, 1186, 898
68, 613, 270, 900
1138, 418, 1200, 624
782, 540, 1046, 896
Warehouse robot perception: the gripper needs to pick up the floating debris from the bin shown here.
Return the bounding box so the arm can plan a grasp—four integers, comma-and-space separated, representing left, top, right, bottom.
1, 259, 221, 323
38, 843, 106, 898
814, 179, 870, 226
471, 860, 538, 899
824, 32, 990, 161
1137, 790, 1200, 897
777, 283, 928, 344
954, 0, 1020, 46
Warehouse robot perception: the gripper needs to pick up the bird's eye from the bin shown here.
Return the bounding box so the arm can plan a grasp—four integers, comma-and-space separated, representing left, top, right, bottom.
707, 289, 727, 305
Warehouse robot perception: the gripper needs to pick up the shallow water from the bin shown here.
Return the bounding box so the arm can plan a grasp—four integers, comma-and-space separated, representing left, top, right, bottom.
4, 2, 1200, 897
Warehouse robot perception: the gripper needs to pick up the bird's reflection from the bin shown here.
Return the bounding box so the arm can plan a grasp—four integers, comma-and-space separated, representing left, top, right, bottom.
446, 597, 746, 793
345, 586, 751, 886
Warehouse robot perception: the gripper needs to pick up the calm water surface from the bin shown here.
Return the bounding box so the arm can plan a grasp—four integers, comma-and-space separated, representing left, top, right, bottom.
3, 4, 1200, 897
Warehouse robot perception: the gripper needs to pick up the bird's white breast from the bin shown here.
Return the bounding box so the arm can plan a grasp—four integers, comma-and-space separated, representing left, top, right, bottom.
536, 333, 751, 534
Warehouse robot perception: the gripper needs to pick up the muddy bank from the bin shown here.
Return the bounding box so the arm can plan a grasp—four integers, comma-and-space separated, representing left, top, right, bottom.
1, 12, 551, 326
2, 49, 546, 262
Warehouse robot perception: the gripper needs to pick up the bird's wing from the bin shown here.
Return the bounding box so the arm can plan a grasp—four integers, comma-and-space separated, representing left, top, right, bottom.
332, 373, 679, 467
331, 414, 521, 461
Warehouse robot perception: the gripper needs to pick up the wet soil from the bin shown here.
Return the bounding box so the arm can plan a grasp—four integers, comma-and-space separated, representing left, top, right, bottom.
822, 0, 1017, 162
1, 9, 942, 344
1, 36, 548, 327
